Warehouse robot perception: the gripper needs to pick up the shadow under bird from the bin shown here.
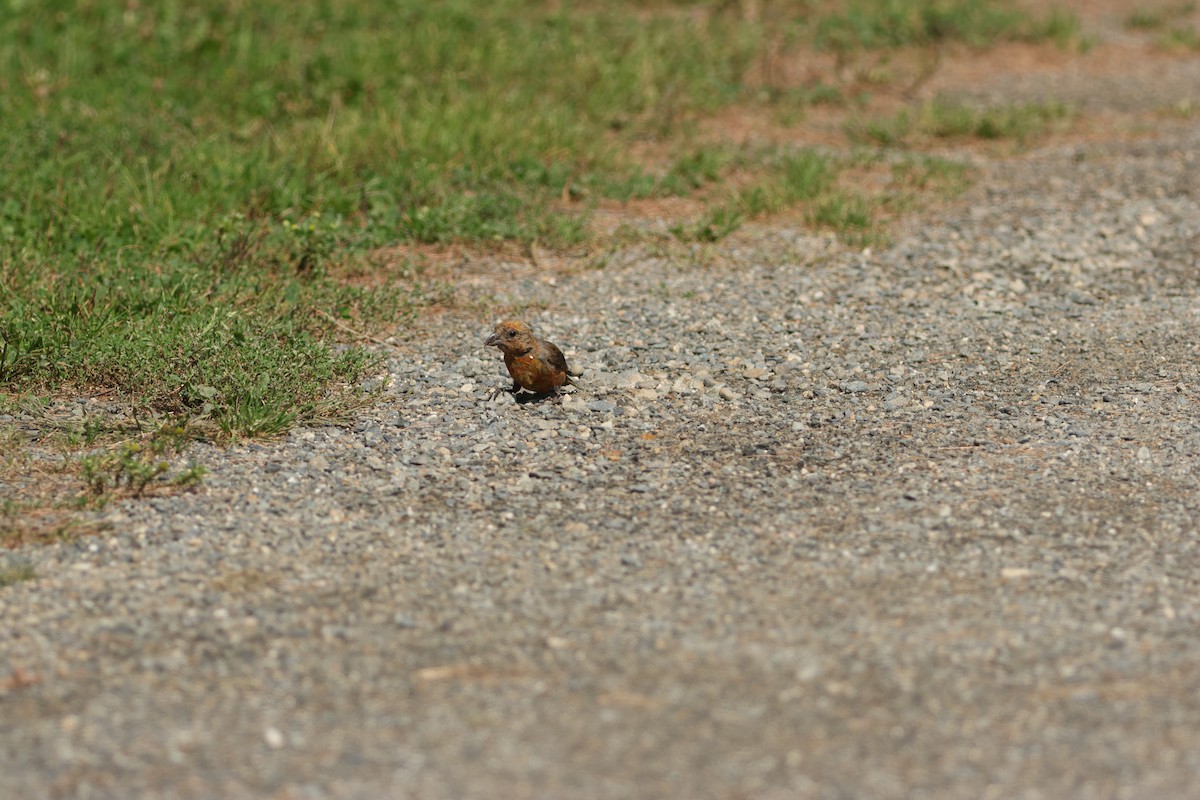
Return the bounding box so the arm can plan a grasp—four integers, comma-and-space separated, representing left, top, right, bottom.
485, 320, 581, 399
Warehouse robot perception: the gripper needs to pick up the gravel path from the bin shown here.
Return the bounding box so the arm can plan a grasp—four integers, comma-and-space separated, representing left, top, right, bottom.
4, 116, 1200, 800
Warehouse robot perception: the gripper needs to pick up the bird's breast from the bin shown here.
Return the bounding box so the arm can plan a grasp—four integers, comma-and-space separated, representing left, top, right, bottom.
505, 352, 565, 393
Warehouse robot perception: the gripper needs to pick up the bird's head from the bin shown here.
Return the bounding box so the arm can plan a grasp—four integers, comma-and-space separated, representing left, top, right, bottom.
485, 320, 537, 354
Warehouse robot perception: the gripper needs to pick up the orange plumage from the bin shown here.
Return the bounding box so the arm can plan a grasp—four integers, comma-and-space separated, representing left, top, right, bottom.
485, 320, 581, 397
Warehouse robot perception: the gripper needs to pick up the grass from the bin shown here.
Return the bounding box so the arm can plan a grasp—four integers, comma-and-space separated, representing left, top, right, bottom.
1, 1, 1084, 414
1124, 3, 1200, 50
0, 1, 1081, 256
1, 248, 422, 437
923, 99, 1073, 141
0, 423, 74, 548
78, 421, 207, 504
0, 559, 36, 587
671, 147, 845, 241
670, 145, 935, 244
1, 413, 207, 544
814, 0, 1081, 51
0, 0, 1092, 540
1125, 3, 1197, 30
1160, 25, 1200, 50
0, 1, 766, 258
890, 155, 974, 195
597, 148, 735, 202
1163, 98, 1199, 118
849, 98, 1074, 146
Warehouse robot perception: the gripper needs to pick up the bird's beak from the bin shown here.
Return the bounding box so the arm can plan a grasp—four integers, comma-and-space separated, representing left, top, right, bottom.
485, 333, 500, 347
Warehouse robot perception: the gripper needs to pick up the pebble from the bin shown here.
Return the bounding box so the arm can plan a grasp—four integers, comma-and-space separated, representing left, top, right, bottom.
3, 117, 1200, 800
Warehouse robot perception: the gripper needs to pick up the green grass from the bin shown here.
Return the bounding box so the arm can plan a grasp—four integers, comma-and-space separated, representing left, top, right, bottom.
672, 147, 833, 241
673, 206, 747, 243
814, 0, 1080, 51
741, 149, 836, 213
849, 98, 1074, 146
0, 0, 772, 436
1160, 25, 1200, 49
0, 559, 36, 587
78, 421, 207, 504
1163, 98, 1199, 118
890, 155, 974, 195
0, 238, 425, 436
1126, 3, 1197, 30
671, 147, 888, 241
597, 147, 735, 202
0, 1, 767, 260
0, 1, 1080, 256
1, 0, 1082, 445
924, 98, 1073, 141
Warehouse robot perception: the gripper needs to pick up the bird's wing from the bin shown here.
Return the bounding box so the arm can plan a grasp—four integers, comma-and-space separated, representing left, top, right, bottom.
542, 340, 579, 378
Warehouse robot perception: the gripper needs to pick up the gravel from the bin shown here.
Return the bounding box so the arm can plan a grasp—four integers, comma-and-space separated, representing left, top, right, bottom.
3, 124, 1200, 800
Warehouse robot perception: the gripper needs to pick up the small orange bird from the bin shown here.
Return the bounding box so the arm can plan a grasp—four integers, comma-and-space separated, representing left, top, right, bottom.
485, 320, 581, 398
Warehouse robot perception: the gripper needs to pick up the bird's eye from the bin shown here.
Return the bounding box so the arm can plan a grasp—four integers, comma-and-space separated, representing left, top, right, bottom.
506, 329, 516, 337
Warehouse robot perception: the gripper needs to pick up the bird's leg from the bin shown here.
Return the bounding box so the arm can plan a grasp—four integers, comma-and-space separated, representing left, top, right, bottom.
488, 382, 522, 402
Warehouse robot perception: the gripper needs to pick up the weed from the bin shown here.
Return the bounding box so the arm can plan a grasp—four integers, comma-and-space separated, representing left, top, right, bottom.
721, 150, 831, 222
0, 560, 36, 587
596, 147, 734, 202
1161, 25, 1200, 50
1031, 9, 1084, 48
1126, 3, 1197, 30
670, 145, 891, 242
274, 215, 347, 276
1163, 98, 1198, 118
890, 156, 973, 196
672, 206, 746, 243
851, 99, 1073, 146
810, 192, 873, 231
926, 99, 1072, 142
79, 444, 170, 500
0, 328, 10, 383
814, 1, 1080, 52
175, 464, 209, 487
848, 111, 913, 147
1128, 8, 1163, 29
77, 421, 202, 504
666, 148, 734, 193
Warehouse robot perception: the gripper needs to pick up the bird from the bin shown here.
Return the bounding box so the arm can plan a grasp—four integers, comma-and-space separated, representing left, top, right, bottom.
485, 320, 581, 399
